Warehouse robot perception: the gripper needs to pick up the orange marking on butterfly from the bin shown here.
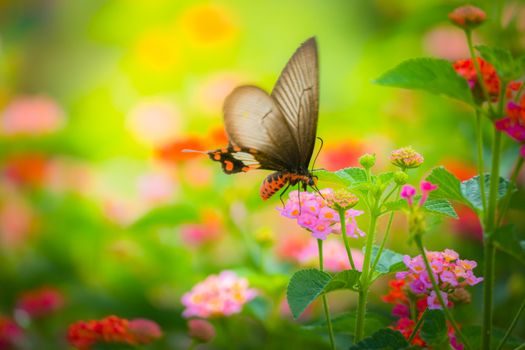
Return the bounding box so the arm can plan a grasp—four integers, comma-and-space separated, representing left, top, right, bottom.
224, 160, 234, 171
241, 166, 250, 172
233, 146, 241, 152
213, 153, 221, 160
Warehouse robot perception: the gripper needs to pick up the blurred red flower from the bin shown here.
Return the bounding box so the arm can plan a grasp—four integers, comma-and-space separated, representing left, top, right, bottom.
68, 315, 162, 350
156, 136, 206, 163
16, 286, 65, 318
440, 158, 477, 181
319, 141, 363, 171
0, 316, 23, 350
451, 205, 483, 241
3, 154, 49, 187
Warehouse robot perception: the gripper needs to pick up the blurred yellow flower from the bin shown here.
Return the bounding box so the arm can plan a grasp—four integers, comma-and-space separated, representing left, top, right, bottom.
179, 4, 238, 47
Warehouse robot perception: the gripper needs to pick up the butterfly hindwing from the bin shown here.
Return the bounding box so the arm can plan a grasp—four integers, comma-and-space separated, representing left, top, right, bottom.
208, 146, 283, 174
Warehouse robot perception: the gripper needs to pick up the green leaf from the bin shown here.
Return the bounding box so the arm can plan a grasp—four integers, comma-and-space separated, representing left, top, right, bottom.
426, 167, 468, 204
375, 58, 474, 106
476, 45, 521, 81
324, 270, 361, 293
367, 246, 406, 282
492, 225, 525, 264
376, 172, 394, 185
349, 328, 409, 350
304, 311, 392, 336
383, 197, 458, 219
463, 325, 524, 349
286, 269, 360, 319
423, 199, 458, 218
130, 204, 199, 230
315, 167, 367, 188
420, 309, 448, 347
460, 174, 512, 211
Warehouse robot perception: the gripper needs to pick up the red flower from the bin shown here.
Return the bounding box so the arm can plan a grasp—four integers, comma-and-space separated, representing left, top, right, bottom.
448, 5, 486, 29
16, 286, 64, 318
453, 58, 500, 102
495, 96, 525, 158
3, 154, 49, 187
0, 316, 23, 350
67, 315, 162, 350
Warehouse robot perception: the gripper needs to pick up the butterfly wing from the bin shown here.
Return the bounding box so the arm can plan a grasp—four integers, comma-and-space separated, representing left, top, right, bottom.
222, 85, 301, 171
271, 37, 319, 168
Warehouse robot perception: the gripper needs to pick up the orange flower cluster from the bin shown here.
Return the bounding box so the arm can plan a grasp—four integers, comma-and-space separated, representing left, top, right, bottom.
453, 58, 500, 101
67, 315, 162, 350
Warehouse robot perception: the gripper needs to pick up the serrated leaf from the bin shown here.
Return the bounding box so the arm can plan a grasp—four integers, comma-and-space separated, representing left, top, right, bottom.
423, 199, 458, 218
315, 169, 350, 187
304, 311, 392, 336
368, 246, 406, 282
349, 328, 409, 350
426, 167, 468, 204
420, 309, 448, 347
130, 204, 199, 230
315, 168, 367, 188
383, 198, 407, 212
476, 45, 521, 81
375, 58, 474, 106
376, 172, 394, 185
492, 225, 525, 264
287, 269, 360, 319
460, 174, 512, 211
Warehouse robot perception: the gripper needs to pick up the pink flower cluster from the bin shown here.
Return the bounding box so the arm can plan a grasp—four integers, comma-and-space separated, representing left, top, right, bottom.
396, 249, 483, 310
279, 190, 365, 240
181, 271, 258, 318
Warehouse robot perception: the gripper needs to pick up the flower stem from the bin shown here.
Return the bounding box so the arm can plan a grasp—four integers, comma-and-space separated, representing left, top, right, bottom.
407, 311, 425, 344
354, 205, 379, 342
496, 298, 525, 350
482, 127, 503, 350
475, 110, 488, 217
414, 235, 472, 350
318, 239, 336, 350
338, 209, 357, 270
497, 156, 524, 226
465, 29, 495, 116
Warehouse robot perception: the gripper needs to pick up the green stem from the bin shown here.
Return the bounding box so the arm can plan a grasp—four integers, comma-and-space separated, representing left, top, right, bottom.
476, 110, 488, 217
465, 29, 496, 116
188, 340, 198, 350
338, 209, 357, 270
414, 236, 472, 350
496, 298, 525, 350
318, 239, 336, 350
407, 311, 425, 344
482, 129, 503, 350
513, 343, 525, 350
354, 205, 379, 342
497, 156, 524, 226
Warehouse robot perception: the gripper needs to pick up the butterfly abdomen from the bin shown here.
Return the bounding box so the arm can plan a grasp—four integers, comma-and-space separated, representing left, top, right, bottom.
208, 146, 261, 174
260, 172, 313, 200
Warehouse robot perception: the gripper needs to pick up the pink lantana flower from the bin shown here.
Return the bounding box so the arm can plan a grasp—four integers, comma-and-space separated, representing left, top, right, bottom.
181, 271, 257, 318
427, 290, 449, 310
279, 190, 364, 240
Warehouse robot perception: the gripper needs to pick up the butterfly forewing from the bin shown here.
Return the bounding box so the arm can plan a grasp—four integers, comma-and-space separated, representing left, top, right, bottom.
271, 37, 319, 168
222, 85, 300, 171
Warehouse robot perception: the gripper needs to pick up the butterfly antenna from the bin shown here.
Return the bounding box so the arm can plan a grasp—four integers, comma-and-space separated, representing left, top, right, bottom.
181, 149, 208, 154
310, 137, 324, 172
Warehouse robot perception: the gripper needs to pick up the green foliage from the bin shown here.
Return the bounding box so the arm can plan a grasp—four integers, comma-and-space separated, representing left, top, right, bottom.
349, 328, 409, 349
130, 204, 199, 230
368, 245, 406, 282
286, 269, 360, 319
420, 309, 448, 348
374, 58, 474, 106
426, 167, 511, 214
304, 311, 392, 336
383, 197, 457, 218
476, 45, 522, 81
492, 225, 525, 264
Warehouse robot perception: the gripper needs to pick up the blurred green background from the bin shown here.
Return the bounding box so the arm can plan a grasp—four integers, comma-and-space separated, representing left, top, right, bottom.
0, 0, 524, 348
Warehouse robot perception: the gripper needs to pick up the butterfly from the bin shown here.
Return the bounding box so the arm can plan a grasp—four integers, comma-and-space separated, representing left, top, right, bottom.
188, 37, 320, 200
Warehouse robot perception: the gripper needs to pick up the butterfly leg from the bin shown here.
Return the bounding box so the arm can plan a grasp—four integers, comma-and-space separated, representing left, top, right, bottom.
278, 182, 292, 208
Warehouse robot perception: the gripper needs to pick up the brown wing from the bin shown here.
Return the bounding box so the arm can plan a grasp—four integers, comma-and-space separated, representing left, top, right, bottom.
222, 85, 301, 171
271, 37, 319, 168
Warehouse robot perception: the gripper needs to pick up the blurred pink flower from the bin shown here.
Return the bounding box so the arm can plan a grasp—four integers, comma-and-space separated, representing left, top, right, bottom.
137, 171, 175, 205
16, 286, 65, 318
127, 319, 163, 344
181, 271, 257, 318
297, 239, 363, 272
127, 99, 183, 147
0, 316, 23, 349
423, 26, 470, 60
187, 319, 215, 343
0, 197, 33, 247
1, 95, 64, 136
180, 210, 222, 247
450, 205, 482, 241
